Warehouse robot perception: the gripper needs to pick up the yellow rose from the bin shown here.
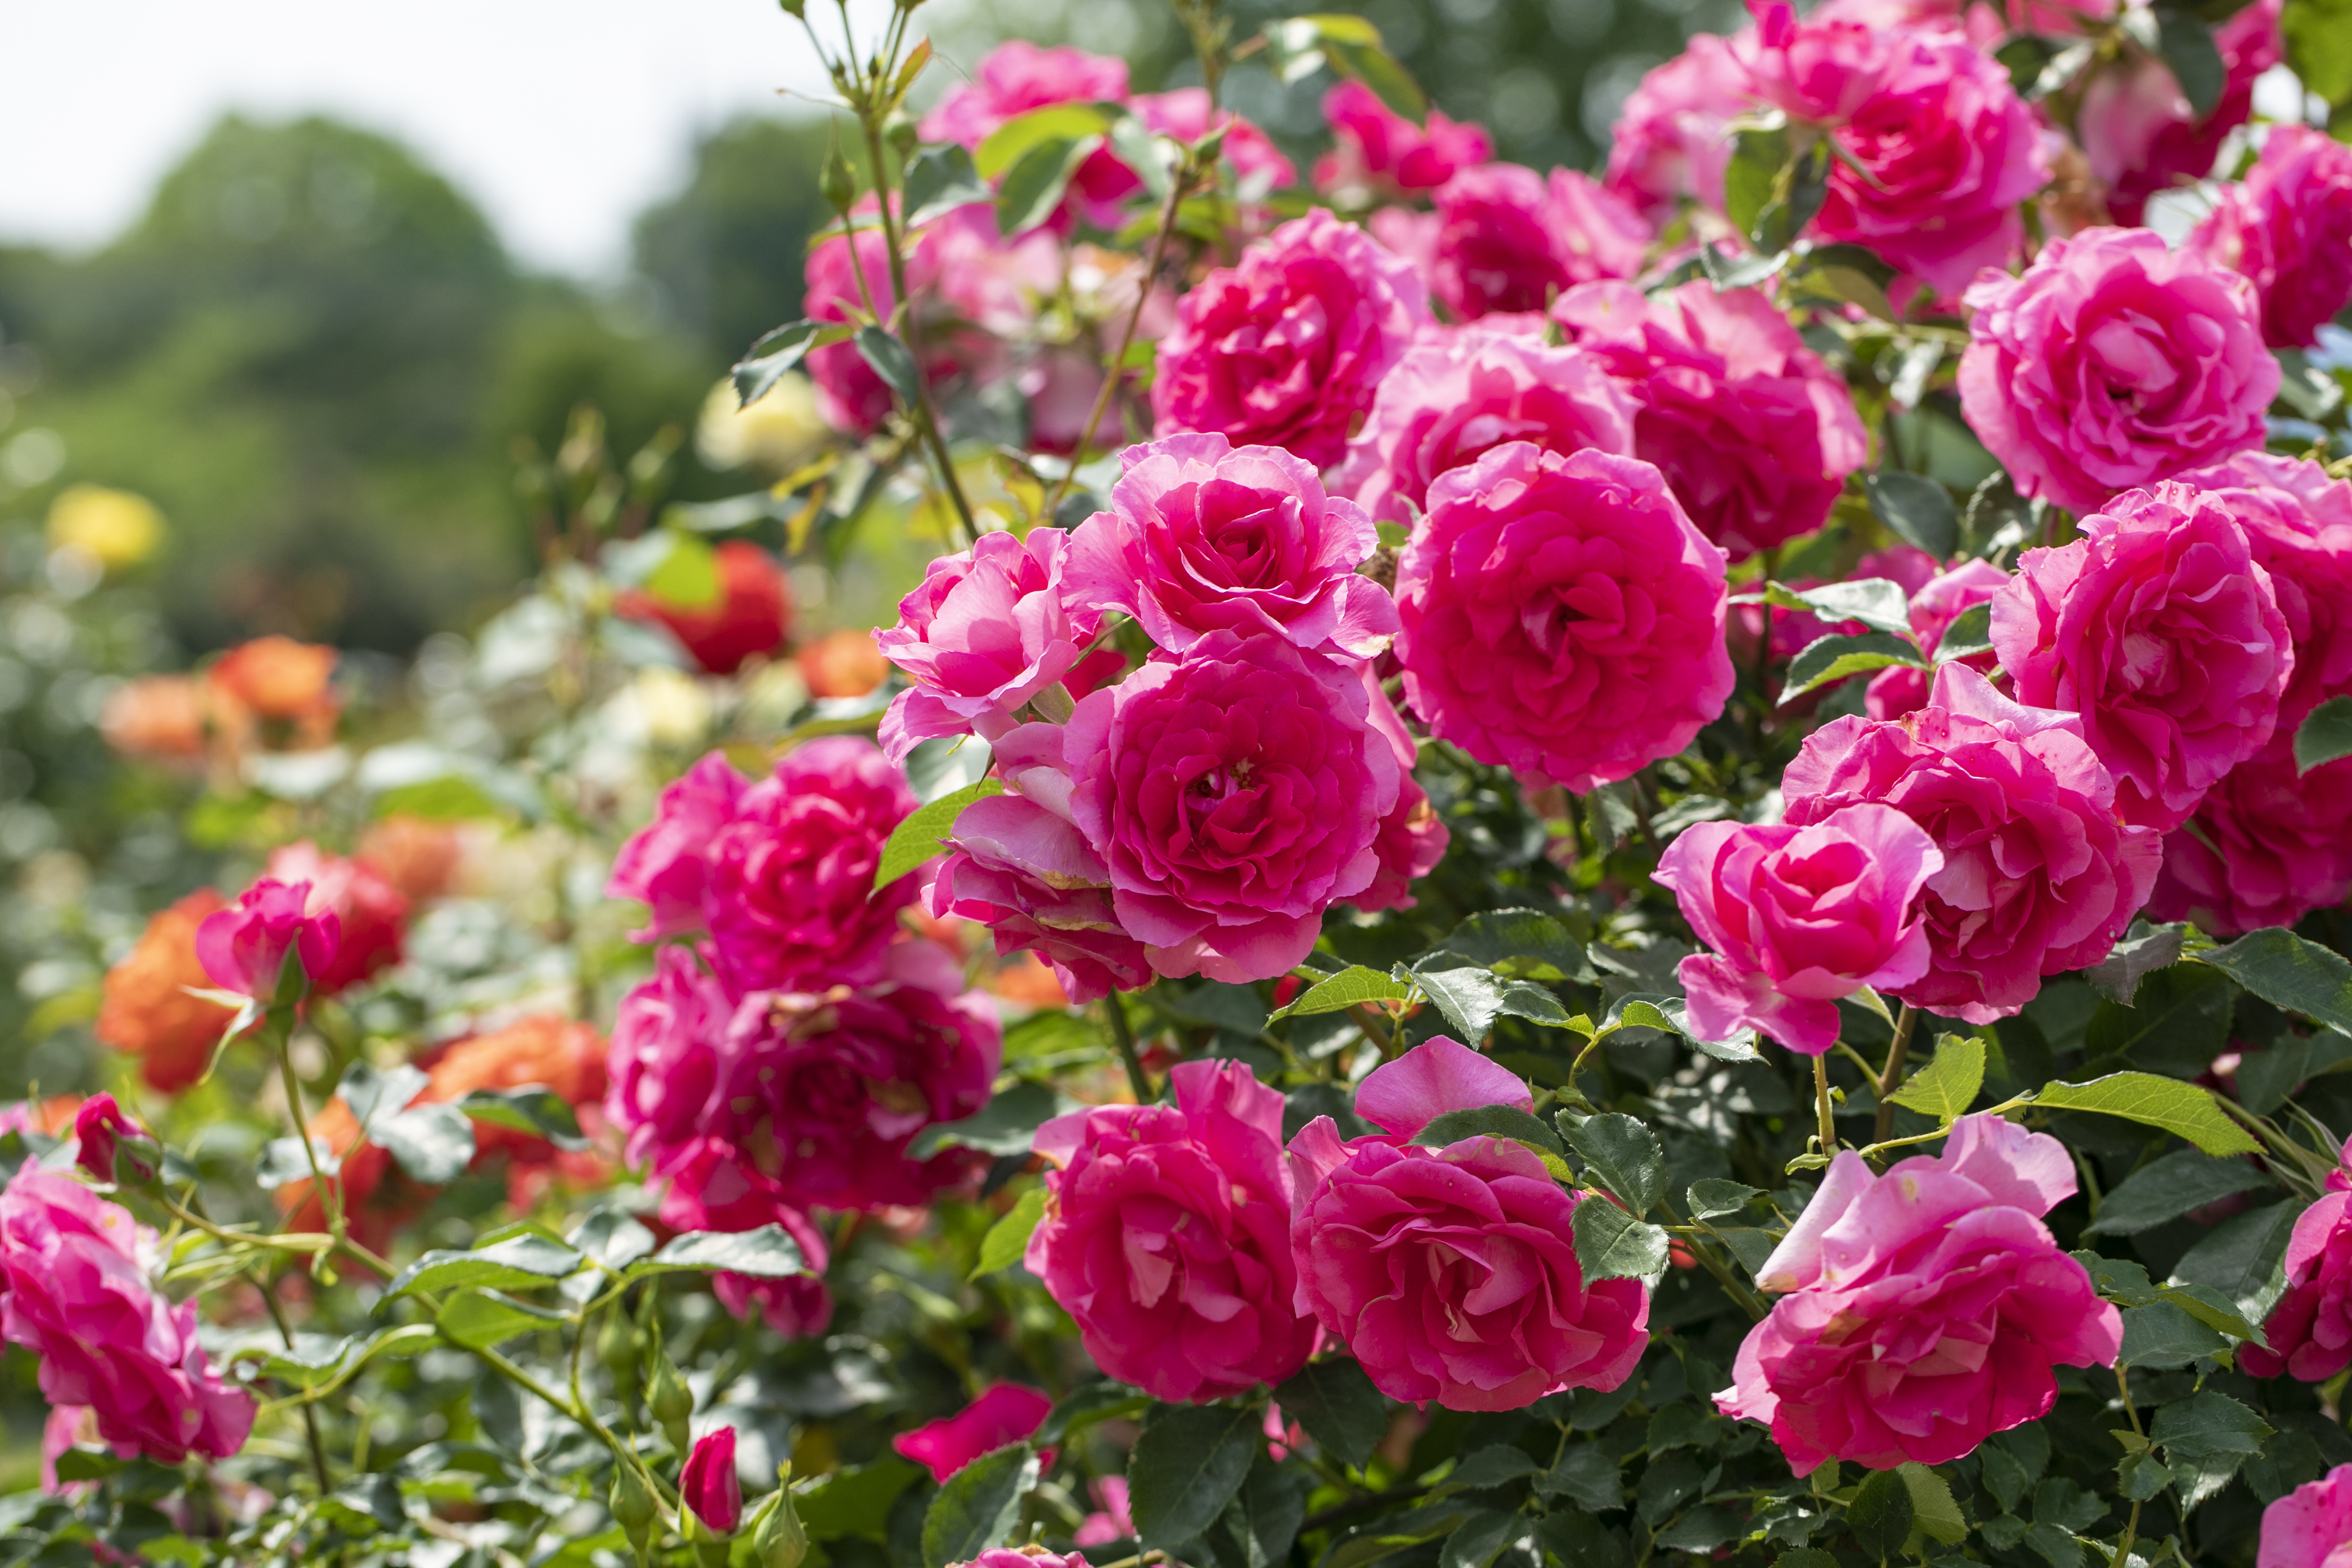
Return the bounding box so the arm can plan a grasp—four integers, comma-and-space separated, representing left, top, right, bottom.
46, 484, 165, 570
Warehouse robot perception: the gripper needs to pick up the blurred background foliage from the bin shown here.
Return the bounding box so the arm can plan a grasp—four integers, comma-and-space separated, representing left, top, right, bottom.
0, 0, 1709, 658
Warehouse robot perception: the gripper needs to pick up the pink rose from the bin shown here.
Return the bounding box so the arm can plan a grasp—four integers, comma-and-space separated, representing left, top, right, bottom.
1655, 804, 1944, 1055
918, 42, 1139, 230
1136, 90, 1295, 190
1064, 632, 1401, 982
1992, 482, 2293, 832
1332, 329, 1636, 527
1315, 79, 1494, 195
606, 945, 729, 1165
652, 1137, 834, 1338
927, 782, 1152, 1006
704, 737, 919, 994
893, 1383, 1053, 1482
2078, 0, 2281, 225
1415, 163, 1650, 321
1793, 21, 2048, 296
1864, 559, 2012, 720
262, 841, 409, 996
1717, 1114, 2120, 1473
1781, 663, 2162, 1023
1354, 666, 1451, 914
2243, 1139, 2352, 1380
2151, 742, 2352, 938
1603, 36, 1748, 223
1152, 209, 1429, 469
1074, 1477, 1135, 1547
195, 877, 341, 1002
1738, 1, 1896, 123
721, 944, 1001, 1209
1288, 1037, 1650, 1410
2261, 1463, 2352, 1568
608, 753, 747, 941
72, 1094, 153, 1188
1394, 442, 1733, 793
2192, 125, 2352, 350
1554, 280, 1870, 560
1958, 227, 2277, 515
0, 1167, 254, 1464
874, 528, 1104, 766
951, 1553, 1092, 1568
1065, 433, 1397, 657
681, 1427, 742, 1534
1027, 1059, 1317, 1402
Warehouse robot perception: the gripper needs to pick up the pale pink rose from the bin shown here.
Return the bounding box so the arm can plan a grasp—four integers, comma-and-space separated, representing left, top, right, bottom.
1737, 0, 1897, 123
1315, 79, 1494, 196
1417, 163, 1650, 321
1027, 1059, 1317, 1402
0, 1168, 254, 1464
1655, 804, 1944, 1055
1152, 209, 1430, 468
918, 42, 1138, 230
2078, 0, 2282, 225
194, 877, 340, 1002
1603, 35, 1749, 222
1992, 482, 2293, 832
1864, 559, 2013, 721
1064, 434, 1397, 657
1288, 1037, 1649, 1410
650, 1136, 834, 1338
2261, 1463, 2352, 1568
2242, 1142, 2352, 1382
1781, 664, 2163, 1024
1332, 329, 1636, 527
1135, 90, 1296, 190
1073, 1477, 1136, 1547
1554, 280, 1870, 560
2191, 125, 2352, 350
1718, 1114, 2120, 1474
874, 528, 1104, 765
2152, 742, 2352, 940
892, 1383, 1054, 1482
1958, 227, 2277, 515
1064, 632, 1401, 982
1394, 442, 1733, 792
607, 753, 747, 941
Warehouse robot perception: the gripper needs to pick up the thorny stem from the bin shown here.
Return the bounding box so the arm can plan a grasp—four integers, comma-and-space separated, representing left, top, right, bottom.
1103, 990, 1151, 1104
1814, 1052, 1837, 1159
1347, 1003, 1398, 1058
254, 1266, 332, 1493
1872, 1003, 1919, 1144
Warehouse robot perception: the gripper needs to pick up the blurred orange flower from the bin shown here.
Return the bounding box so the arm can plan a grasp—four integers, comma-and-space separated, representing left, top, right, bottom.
99, 676, 208, 765
985, 951, 1072, 1011
356, 815, 466, 903
95, 890, 237, 1093
207, 636, 341, 750
797, 628, 889, 698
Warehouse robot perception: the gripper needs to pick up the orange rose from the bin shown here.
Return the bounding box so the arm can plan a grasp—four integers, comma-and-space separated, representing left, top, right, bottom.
796, 628, 889, 698
356, 815, 465, 903
99, 676, 208, 764
207, 636, 341, 750
986, 950, 1072, 1011
95, 891, 237, 1093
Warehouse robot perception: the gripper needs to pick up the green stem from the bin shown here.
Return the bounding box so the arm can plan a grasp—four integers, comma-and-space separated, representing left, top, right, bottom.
255, 1266, 332, 1494
1872, 1004, 1918, 1145
1103, 990, 1150, 1104
1813, 1052, 1836, 1158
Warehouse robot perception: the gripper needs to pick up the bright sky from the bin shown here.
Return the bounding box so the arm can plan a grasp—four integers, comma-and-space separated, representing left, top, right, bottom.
0, 0, 917, 276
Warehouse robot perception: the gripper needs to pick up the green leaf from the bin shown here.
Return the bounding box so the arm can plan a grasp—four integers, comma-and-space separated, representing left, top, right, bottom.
568, 1208, 655, 1271
1274, 1357, 1387, 1470
995, 133, 1107, 236
1898, 1463, 1969, 1550
1888, 1033, 1986, 1123
374, 1102, 476, 1186
2169, 1199, 2298, 1325
1270, 15, 1428, 121
458, 1086, 588, 1151
52, 1448, 123, 1483
2205, 925, 2352, 1038
1723, 122, 1791, 242
384, 1232, 585, 1300
2085, 1149, 2278, 1236
2083, 922, 2192, 1005
796, 1458, 922, 1542
632, 1224, 809, 1279
2300, 695, 2352, 773
910, 1081, 1066, 1159
435, 1289, 567, 1352
1409, 961, 1513, 1041
2285, 0, 2352, 105
1036, 1382, 1152, 1447
974, 103, 1116, 178
1779, 632, 1928, 705
2154, 9, 2227, 114
642, 529, 721, 610
1868, 471, 1958, 561
1559, 1112, 1666, 1214
1414, 1103, 1572, 1180
2082, 963, 2234, 1077
1129, 1403, 1264, 1553
972, 1187, 1045, 1280
732, 319, 854, 406
1537, 1444, 1624, 1511
2117, 1301, 2230, 1370
2152, 1391, 2273, 1509
903, 144, 990, 227
2031, 1072, 2260, 1155
1267, 965, 1411, 1024
1766, 577, 1913, 637
854, 326, 923, 405
920, 1443, 1038, 1568
1432, 1446, 1540, 1496
1432, 908, 1588, 981
1571, 1196, 1669, 1286
1687, 1179, 1763, 1220
1443, 1508, 1524, 1568
1848, 1468, 1914, 1560
873, 779, 1007, 891
1934, 601, 1995, 663
336, 1061, 427, 1132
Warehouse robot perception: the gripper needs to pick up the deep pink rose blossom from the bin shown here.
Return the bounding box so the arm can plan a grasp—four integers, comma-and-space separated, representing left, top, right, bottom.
918, 43, 1139, 230
2261, 1463, 2352, 1568
1136, 90, 1295, 190
651, 1137, 834, 1338
606, 753, 747, 941
1655, 804, 1944, 1055
680, 1427, 742, 1534
893, 1383, 1054, 1482
1738, 1, 1895, 122
1074, 1477, 1136, 1547
1958, 227, 2277, 515
2191, 125, 2352, 350
1992, 482, 2293, 832
1065, 434, 1397, 657
1604, 36, 1748, 222
1152, 208, 1429, 469
0, 1167, 254, 1464
605, 944, 730, 1167
1717, 1114, 2120, 1474
1555, 281, 1870, 559
1027, 1059, 1317, 1402
1288, 1037, 1650, 1410
1411, 163, 1650, 321
195, 878, 341, 1001
1864, 559, 2013, 721
1064, 632, 1401, 982
1315, 80, 1494, 195
2078, 0, 2281, 225
874, 528, 1104, 765
1332, 329, 1636, 527
1394, 442, 1733, 793
950, 1553, 1092, 1568
2242, 1137, 2352, 1381
1782, 664, 2162, 1023
72, 1095, 154, 1188
2152, 743, 2352, 938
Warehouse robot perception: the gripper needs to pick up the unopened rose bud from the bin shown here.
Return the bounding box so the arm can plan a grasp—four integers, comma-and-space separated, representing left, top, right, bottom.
647, 1349, 695, 1454
610, 1461, 657, 1555
821, 143, 857, 215
755, 1466, 810, 1568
